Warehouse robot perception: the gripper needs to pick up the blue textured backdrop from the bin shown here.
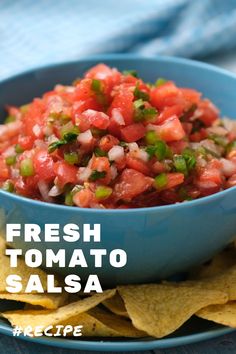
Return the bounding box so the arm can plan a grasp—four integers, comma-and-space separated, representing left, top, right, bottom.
1, 0, 236, 80
1, 0, 236, 352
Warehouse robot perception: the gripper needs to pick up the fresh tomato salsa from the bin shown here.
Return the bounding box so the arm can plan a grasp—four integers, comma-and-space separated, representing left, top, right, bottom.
1, 64, 236, 208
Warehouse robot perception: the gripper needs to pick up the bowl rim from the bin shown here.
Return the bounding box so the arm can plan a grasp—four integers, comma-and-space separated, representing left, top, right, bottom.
1, 53, 236, 214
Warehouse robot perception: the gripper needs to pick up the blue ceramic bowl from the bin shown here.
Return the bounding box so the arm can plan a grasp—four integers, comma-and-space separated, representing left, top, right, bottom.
1, 54, 236, 286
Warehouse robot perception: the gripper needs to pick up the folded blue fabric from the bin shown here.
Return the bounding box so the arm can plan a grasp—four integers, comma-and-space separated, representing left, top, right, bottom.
0, 0, 236, 80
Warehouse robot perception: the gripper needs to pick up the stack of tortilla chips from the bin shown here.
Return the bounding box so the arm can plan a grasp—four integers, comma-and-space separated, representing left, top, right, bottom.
1, 236, 236, 339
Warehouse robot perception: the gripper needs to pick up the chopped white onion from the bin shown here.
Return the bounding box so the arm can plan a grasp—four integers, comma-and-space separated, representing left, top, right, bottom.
200, 139, 221, 156
206, 126, 228, 136
48, 185, 63, 197
127, 143, 148, 162
47, 134, 58, 144
35, 139, 47, 149
220, 158, 236, 177
137, 149, 149, 162
44, 125, 53, 137
223, 117, 236, 134
38, 181, 53, 202
197, 180, 217, 189
197, 157, 207, 168
2, 146, 15, 157
77, 130, 93, 145
78, 167, 92, 182
110, 165, 118, 180
111, 109, 125, 125
11, 168, 20, 178
127, 142, 139, 152
108, 145, 124, 162
33, 124, 42, 137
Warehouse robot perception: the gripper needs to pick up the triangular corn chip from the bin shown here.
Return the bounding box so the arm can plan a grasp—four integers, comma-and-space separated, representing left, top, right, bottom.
118, 284, 227, 338
2, 289, 115, 332
197, 301, 236, 327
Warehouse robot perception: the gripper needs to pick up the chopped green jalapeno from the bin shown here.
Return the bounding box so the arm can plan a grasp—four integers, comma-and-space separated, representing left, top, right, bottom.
95, 186, 112, 200
48, 131, 79, 153
173, 155, 188, 176
122, 70, 138, 77
91, 79, 102, 93
134, 84, 149, 101
4, 115, 16, 124
226, 140, 236, 154
146, 140, 167, 160
65, 192, 74, 206
89, 170, 106, 182
64, 152, 79, 165
182, 148, 196, 170
209, 134, 227, 147
134, 99, 157, 122
15, 144, 24, 154
154, 173, 168, 189
20, 158, 35, 177
94, 147, 107, 157
155, 78, 167, 87
2, 180, 14, 193
5, 155, 16, 166
145, 131, 158, 145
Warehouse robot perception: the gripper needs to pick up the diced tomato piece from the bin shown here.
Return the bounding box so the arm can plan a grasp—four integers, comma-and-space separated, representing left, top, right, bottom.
73, 79, 93, 101
150, 82, 183, 110
114, 168, 153, 201
226, 174, 236, 188
108, 90, 134, 125
198, 99, 219, 126
121, 123, 146, 143
181, 122, 193, 135
73, 188, 95, 208
85, 64, 121, 80
15, 175, 39, 197
54, 161, 78, 187
180, 88, 201, 105
33, 150, 56, 182
166, 173, 184, 189
85, 64, 121, 97
198, 164, 223, 186
151, 161, 166, 174
157, 105, 183, 124
99, 135, 119, 152
23, 99, 45, 138
151, 116, 185, 142
18, 135, 34, 150
190, 128, 207, 142
76, 109, 110, 132
168, 140, 188, 154
0, 158, 9, 180
126, 156, 150, 175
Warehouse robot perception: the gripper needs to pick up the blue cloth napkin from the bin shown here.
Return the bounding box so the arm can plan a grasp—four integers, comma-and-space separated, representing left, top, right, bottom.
1, 0, 236, 81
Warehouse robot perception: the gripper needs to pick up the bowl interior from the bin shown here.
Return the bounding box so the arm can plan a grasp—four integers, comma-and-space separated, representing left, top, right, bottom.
1, 55, 236, 121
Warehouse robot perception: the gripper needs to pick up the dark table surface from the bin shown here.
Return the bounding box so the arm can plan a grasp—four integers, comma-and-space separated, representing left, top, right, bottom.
1, 331, 236, 354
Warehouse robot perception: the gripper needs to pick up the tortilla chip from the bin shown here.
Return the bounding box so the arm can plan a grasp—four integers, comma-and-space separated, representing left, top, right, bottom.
103, 293, 128, 317
118, 284, 227, 338
0, 235, 6, 254
197, 301, 236, 327
187, 265, 236, 301
0, 250, 52, 293
0, 292, 67, 310
56, 307, 145, 337
189, 247, 236, 279
2, 289, 116, 332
